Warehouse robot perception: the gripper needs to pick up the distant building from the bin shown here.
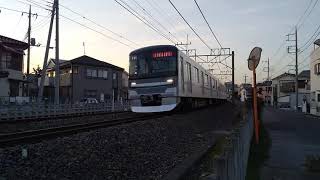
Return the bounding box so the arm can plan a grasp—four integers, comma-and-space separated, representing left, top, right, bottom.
41, 55, 128, 103
256, 80, 272, 104
271, 71, 310, 109
224, 81, 239, 98
0, 35, 29, 103
310, 39, 320, 115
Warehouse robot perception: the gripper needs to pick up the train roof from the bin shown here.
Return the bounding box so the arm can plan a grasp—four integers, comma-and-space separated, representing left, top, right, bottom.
129, 45, 178, 55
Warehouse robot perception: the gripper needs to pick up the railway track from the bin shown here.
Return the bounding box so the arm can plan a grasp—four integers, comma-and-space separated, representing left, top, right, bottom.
0, 113, 167, 148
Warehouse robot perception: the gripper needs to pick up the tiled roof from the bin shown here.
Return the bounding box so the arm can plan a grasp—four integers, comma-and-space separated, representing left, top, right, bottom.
69, 55, 124, 71
0, 35, 28, 50
298, 70, 310, 79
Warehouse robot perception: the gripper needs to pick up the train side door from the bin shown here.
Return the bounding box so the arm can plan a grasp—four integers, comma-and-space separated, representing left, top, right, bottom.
210, 77, 213, 97
180, 56, 185, 94
201, 72, 204, 95
186, 62, 192, 94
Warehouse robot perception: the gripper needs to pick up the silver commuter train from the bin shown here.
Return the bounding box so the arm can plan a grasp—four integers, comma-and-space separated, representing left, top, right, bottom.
128, 45, 227, 113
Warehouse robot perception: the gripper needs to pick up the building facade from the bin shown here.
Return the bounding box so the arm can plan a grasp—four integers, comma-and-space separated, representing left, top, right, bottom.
0, 35, 28, 103
42, 55, 128, 103
310, 39, 320, 115
271, 71, 310, 109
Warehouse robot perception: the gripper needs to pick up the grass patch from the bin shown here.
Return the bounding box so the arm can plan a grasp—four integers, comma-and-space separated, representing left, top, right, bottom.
245, 105, 271, 180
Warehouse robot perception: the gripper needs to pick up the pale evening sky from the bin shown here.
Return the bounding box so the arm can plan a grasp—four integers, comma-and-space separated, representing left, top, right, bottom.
0, 0, 319, 84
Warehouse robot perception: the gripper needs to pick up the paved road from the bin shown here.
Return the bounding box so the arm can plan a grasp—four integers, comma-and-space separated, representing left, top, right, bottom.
261, 107, 320, 180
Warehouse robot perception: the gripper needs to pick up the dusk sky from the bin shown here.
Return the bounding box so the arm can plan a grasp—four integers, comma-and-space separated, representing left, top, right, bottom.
0, 0, 319, 84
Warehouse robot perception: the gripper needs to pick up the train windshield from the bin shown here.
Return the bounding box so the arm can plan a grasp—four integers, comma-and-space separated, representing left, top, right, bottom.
129, 50, 177, 79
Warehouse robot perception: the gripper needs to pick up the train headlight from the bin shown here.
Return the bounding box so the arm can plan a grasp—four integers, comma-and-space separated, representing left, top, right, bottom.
131, 82, 136, 86
166, 79, 173, 84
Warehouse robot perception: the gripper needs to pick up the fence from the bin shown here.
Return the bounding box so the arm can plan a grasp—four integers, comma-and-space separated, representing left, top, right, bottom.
211, 110, 253, 180
0, 101, 130, 121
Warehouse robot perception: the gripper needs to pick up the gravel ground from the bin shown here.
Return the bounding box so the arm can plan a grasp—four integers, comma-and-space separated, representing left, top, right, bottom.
0, 112, 136, 134
0, 102, 239, 180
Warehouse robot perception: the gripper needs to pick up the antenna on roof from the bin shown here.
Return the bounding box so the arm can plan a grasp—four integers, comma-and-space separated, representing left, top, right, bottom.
83, 42, 86, 55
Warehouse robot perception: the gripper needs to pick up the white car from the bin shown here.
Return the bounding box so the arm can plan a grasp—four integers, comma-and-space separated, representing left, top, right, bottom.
79, 98, 99, 106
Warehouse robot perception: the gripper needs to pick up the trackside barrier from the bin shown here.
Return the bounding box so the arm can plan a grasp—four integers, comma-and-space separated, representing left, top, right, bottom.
0, 102, 130, 121
164, 106, 254, 180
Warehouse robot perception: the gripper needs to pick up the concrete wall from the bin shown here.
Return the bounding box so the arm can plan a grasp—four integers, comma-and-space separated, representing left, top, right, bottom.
310, 47, 320, 115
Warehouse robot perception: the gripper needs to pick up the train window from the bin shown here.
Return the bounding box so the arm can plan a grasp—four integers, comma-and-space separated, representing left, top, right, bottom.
201, 72, 204, 84
204, 74, 209, 85
194, 67, 199, 83
186, 62, 191, 81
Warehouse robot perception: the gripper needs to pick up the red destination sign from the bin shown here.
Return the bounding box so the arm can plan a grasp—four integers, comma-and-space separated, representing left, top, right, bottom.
152, 51, 174, 58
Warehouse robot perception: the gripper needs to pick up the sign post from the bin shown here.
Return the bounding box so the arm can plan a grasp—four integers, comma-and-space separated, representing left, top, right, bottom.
248, 47, 262, 144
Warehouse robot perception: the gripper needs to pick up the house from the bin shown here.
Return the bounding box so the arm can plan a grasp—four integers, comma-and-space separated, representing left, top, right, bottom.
0, 35, 29, 103
271, 71, 310, 109
256, 80, 272, 104
310, 39, 320, 115
41, 55, 128, 103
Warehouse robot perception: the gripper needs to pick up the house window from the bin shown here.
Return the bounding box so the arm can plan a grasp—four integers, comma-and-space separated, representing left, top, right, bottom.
98, 70, 103, 78
103, 70, 108, 79
1, 52, 11, 69
73, 66, 79, 74
87, 68, 98, 78
92, 69, 97, 77
314, 63, 320, 75
113, 72, 117, 80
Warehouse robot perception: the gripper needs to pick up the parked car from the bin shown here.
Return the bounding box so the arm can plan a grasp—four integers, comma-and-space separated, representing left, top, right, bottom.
79, 98, 99, 106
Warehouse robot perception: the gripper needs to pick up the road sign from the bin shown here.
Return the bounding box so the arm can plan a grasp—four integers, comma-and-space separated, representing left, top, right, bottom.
248, 47, 262, 71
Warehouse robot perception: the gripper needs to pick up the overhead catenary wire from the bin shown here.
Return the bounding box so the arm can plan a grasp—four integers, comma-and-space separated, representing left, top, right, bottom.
193, 0, 222, 48
114, 0, 181, 48
129, 0, 181, 43
168, 0, 212, 50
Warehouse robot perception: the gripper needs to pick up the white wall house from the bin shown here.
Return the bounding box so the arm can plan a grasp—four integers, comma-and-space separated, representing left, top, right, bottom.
310, 39, 320, 115
271, 71, 310, 110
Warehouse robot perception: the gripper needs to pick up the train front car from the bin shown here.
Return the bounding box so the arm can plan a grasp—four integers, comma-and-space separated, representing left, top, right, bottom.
128, 45, 179, 113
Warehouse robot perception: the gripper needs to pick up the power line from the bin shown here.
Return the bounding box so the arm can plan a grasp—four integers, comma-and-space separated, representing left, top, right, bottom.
60, 14, 134, 48
59, 2, 140, 47
297, 0, 319, 29
270, 1, 317, 60
168, 0, 212, 50
193, 0, 222, 48
144, 0, 188, 38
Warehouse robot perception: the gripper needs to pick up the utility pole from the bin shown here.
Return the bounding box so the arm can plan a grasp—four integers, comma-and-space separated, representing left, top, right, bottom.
26, 5, 31, 96
176, 34, 191, 55
267, 58, 270, 81
54, 0, 60, 105
244, 74, 248, 84
262, 58, 270, 81
83, 42, 86, 55
231, 51, 235, 100
295, 27, 298, 111
286, 26, 298, 110
38, 1, 56, 101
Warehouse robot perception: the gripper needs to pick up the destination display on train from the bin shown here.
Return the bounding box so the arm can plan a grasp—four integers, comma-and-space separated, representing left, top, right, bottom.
152, 51, 175, 58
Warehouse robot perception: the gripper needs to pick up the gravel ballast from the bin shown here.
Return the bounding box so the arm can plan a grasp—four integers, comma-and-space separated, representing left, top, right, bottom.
0, 103, 239, 179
